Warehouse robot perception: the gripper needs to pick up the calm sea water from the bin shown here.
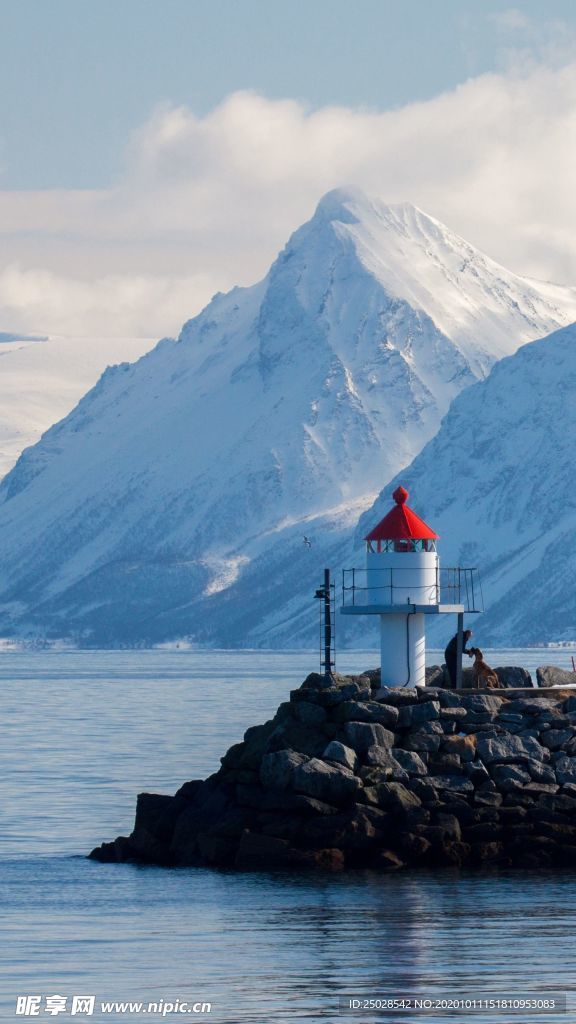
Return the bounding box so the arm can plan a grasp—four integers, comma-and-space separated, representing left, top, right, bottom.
1, 649, 576, 1024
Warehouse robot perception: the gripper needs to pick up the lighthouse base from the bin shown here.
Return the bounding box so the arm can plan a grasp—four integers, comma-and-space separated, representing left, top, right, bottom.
380, 613, 426, 688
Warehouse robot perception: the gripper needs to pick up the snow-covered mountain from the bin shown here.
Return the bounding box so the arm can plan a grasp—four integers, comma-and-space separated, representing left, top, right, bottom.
0, 333, 153, 478
357, 321, 576, 648
0, 187, 574, 646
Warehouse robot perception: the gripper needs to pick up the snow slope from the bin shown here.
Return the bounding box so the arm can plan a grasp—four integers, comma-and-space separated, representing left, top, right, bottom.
0, 187, 574, 645
0, 334, 153, 478
357, 322, 576, 647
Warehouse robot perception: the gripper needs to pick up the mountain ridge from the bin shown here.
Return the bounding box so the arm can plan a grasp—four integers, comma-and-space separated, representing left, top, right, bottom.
0, 187, 574, 645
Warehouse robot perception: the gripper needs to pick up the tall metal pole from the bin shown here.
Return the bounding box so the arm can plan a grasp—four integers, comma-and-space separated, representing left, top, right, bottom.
455, 611, 464, 689
324, 568, 332, 680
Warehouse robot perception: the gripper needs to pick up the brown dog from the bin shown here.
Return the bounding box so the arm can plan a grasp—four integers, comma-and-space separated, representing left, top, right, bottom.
469, 647, 500, 689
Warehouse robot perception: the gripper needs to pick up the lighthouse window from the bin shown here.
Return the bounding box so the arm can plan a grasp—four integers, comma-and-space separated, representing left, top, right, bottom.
394, 540, 415, 552
366, 539, 436, 552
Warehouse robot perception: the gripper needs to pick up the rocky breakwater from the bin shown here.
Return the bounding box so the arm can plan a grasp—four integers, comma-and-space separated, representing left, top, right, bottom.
89, 673, 576, 871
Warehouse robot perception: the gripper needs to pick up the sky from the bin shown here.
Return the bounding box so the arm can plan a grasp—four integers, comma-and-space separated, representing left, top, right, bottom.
1, 0, 576, 337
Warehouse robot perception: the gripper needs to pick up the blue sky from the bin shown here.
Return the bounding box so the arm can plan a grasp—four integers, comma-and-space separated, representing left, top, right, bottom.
2, 0, 575, 189
1, 1, 576, 336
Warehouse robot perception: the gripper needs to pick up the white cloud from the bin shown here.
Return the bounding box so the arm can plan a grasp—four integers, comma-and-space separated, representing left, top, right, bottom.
1, 60, 576, 337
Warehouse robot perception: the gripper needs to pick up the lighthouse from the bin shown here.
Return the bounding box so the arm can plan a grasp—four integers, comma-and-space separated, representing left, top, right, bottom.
341, 486, 479, 688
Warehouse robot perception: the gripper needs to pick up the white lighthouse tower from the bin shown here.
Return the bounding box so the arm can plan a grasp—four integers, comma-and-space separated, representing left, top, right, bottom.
341, 485, 471, 688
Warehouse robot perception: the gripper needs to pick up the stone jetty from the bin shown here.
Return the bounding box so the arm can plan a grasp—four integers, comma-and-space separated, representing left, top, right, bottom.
89, 667, 576, 871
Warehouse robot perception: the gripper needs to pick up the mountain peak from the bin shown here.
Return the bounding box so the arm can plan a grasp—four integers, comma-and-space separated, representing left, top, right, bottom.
314, 186, 368, 222
313, 188, 423, 228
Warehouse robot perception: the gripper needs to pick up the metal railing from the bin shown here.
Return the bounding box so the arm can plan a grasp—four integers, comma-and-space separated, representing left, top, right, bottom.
342, 566, 483, 612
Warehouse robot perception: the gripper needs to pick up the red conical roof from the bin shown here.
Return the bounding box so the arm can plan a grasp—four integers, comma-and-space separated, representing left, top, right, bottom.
365, 485, 439, 542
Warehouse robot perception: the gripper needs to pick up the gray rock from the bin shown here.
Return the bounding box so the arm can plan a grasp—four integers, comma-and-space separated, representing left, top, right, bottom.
434, 812, 462, 841
266, 720, 327, 758
554, 756, 576, 786
373, 687, 419, 706
494, 666, 534, 688
334, 700, 399, 728
437, 690, 463, 708
474, 790, 503, 807
505, 698, 563, 716
404, 729, 442, 753
134, 793, 174, 835
540, 728, 575, 750
392, 749, 428, 775
301, 672, 331, 689
497, 713, 525, 726
459, 694, 504, 715
516, 726, 543, 742
338, 808, 385, 849
418, 720, 445, 735
523, 782, 559, 795
322, 740, 358, 772
476, 733, 547, 765
464, 760, 490, 786
405, 778, 439, 802
234, 832, 301, 870
428, 753, 464, 775
341, 721, 395, 753
398, 701, 440, 728
260, 749, 309, 790
428, 774, 474, 795
491, 764, 531, 792
305, 683, 370, 707
561, 782, 576, 796
293, 702, 327, 727
418, 687, 443, 702
536, 666, 576, 688
533, 710, 571, 728
440, 707, 468, 720
293, 758, 362, 804
425, 665, 445, 688
372, 782, 422, 815
525, 760, 557, 785
364, 746, 408, 778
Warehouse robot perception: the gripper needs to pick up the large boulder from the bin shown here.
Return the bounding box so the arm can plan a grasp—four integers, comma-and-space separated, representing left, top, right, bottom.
322, 740, 358, 772
427, 774, 474, 796
260, 749, 309, 790
554, 755, 576, 785
397, 701, 440, 728
293, 758, 362, 804
425, 665, 445, 688
392, 749, 428, 776
495, 666, 534, 688
537, 666, 576, 688
334, 700, 399, 728
368, 782, 422, 816
476, 733, 547, 765
363, 747, 408, 777
341, 721, 395, 753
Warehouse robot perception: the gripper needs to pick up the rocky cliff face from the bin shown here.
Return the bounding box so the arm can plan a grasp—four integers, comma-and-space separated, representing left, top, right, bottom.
0, 188, 575, 646
90, 672, 576, 871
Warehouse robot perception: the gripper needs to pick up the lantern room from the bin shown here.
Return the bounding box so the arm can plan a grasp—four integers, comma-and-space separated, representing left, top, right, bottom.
364, 485, 439, 609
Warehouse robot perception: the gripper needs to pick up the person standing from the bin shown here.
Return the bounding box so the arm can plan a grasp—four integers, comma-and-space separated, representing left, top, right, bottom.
444, 629, 473, 688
